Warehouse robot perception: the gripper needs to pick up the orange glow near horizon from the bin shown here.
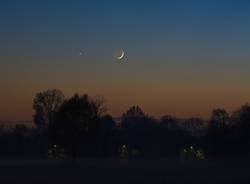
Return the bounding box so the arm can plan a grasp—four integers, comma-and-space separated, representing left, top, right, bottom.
1, 80, 250, 121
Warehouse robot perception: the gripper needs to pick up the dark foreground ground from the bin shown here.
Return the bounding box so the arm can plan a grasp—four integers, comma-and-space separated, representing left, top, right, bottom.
0, 159, 250, 184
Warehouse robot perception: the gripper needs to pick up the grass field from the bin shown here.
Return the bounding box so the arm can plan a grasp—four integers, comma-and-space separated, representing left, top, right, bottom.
0, 159, 250, 184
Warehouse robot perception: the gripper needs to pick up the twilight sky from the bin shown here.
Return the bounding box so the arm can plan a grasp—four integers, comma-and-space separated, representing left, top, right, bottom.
1, 0, 250, 120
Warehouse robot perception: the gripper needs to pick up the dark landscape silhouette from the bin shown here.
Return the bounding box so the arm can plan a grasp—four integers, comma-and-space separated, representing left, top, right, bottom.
1, 89, 250, 183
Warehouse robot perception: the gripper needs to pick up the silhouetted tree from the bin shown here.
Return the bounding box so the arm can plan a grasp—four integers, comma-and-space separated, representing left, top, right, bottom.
53, 94, 101, 161
231, 104, 250, 153
184, 118, 204, 137
93, 96, 107, 117
158, 115, 194, 157
210, 109, 229, 129
100, 114, 116, 131
33, 89, 64, 128
121, 106, 181, 157
4, 87, 250, 159
32, 89, 64, 154
33, 105, 46, 130
121, 106, 149, 129
99, 115, 117, 157
206, 108, 230, 157
160, 115, 178, 131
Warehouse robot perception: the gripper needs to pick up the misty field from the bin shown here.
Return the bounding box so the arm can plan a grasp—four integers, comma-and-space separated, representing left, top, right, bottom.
0, 159, 250, 184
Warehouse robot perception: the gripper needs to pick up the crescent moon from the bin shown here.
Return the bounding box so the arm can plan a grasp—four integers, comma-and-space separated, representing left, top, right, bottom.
117, 50, 125, 60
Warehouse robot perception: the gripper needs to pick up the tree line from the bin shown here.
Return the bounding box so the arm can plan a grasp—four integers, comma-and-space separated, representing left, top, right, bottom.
0, 88, 250, 160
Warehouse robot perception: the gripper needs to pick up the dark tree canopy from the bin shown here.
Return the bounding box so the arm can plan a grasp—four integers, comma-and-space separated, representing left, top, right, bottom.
93, 96, 107, 117
100, 114, 116, 131
122, 106, 145, 118
231, 104, 250, 149
206, 108, 230, 157
121, 106, 149, 129
184, 118, 204, 137
53, 94, 101, 158
33, 89, 64, 127
210, 108, 229, 129
233, 104, 250, 128
160, 115, 178, 130
3, 88, 250, 159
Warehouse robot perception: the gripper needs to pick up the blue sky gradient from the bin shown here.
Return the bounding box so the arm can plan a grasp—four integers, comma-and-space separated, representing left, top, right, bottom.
1, 0, 250, 120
